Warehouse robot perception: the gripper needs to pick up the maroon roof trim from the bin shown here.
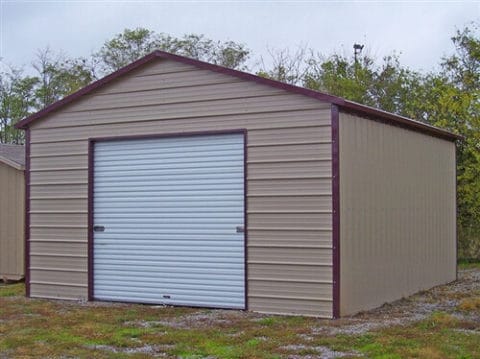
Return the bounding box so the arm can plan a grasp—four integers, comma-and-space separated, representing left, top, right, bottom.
340, 101, 461, 142
14, 50, 460, 142
15, 52, 160, 129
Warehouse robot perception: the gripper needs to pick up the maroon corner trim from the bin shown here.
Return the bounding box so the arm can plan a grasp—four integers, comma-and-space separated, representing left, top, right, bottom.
24, 129, 31, 297
87, 139, 95, 301
86, 129, 248, 309
14, 50, 460, 142
331, 105, 340, 319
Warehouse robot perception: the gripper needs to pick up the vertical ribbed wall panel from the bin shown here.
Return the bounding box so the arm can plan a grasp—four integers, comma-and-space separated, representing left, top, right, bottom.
0, 162, 25, 280
339, 112, 456, 316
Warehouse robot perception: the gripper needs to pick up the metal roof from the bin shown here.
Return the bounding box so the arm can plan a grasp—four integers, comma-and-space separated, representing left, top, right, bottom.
0, 144, 25, 170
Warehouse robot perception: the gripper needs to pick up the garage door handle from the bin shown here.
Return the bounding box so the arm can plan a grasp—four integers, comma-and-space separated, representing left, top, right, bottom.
236, 226, 244, 233
93, 225, 105, 232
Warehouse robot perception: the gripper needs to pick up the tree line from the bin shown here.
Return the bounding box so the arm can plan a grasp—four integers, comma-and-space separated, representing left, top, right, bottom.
1, 25, 478, 258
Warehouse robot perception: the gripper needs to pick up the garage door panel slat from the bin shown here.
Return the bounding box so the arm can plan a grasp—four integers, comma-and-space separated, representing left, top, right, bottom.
93, 133, 245, 308
94, 292, 245, 308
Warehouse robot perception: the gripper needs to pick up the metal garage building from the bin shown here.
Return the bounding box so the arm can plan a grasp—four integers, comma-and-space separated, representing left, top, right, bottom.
0, 144, 25, 281
15, 51, 458, 317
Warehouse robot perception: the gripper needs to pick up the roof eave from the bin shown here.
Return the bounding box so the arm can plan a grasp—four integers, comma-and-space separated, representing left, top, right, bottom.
15, 52, 160, 129
340, 100, 463, 142
0, 155, 24, 170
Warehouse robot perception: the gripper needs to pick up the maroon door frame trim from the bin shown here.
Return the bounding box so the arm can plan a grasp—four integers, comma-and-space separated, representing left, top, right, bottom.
87, 129, 249, 310
25, 129, 31, 297
331, 105, 341, 319
243, 130, 249, 310
87, 138, 94, 301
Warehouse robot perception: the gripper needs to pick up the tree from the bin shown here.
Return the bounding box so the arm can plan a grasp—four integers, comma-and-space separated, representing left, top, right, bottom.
0, 68, 38, 143
0, 49, 94, 143
257, 46, 309, 85
94, 28, 161, 73
95, 28, 250, 74
437, 24, 480, 258
303, 51, 424, 116
259, 25, 479, 258
396, 24, 480, 258
33, 48, 94, 108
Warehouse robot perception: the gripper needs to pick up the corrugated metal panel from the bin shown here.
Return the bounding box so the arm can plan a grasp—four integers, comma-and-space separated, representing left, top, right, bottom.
131, 59, 196, 76
66, 81, 287, 112
248, 297, 332, 317
249, 229, 332, 248
35, 94, 325, 129
249, 263, 332, 282
0, 162, 25, 280
30, 269, 87, 285
30, 111, 329, 141
96, 68, 242, 94
30, 141, 86, 156
31, 198, 87, 212
30, 184, 87, 198
30, 169, 87, 184
339, 112, 456, 316
30, 226, 86, 241
27, 58, 333, 317
29, 283, 86, 300
30, 254, 87, 270
30, 155, 88, 169
30, 241, 86, 255
93, 134, 245, 309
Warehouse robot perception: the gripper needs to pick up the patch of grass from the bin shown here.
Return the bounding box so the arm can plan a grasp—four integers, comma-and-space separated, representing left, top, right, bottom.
458, 259, 480, 269
417, 311, 459, 330
1, 281, 480, 358
256, 316, 278, 326
458, 297, 480, 312
299, 311, 480, 359
0, 283, 24, 297
246, 338, 262, 347
349, 315, 480, 358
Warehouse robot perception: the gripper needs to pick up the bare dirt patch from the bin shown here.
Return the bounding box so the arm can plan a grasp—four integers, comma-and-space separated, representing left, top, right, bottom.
282, 344, 362, 358
128, 309, 265, 329
88, 343, 172, 356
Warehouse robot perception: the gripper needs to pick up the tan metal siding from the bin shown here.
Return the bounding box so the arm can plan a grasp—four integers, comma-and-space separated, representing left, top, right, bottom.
339, 112, 456, 316
30, 113, 329, 141
28, 59, 333, 317
0, 162, 25, 280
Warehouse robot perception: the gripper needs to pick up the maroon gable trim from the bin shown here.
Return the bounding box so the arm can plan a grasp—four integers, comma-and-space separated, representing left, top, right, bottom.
15, 51, 460, 142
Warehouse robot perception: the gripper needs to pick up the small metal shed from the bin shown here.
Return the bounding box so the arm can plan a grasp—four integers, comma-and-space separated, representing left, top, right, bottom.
0, 144, 25, 281
15, 51, 459, 317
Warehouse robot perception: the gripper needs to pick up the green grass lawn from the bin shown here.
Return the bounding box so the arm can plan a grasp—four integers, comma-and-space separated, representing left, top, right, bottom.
1, 265, 479, 358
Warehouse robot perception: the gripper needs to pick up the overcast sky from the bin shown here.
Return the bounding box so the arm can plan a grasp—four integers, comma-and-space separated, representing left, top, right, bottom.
1, 1, 478, 75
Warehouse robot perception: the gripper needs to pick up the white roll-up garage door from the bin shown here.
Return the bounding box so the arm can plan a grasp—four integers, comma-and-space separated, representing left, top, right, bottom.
93, 133, 245, 309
